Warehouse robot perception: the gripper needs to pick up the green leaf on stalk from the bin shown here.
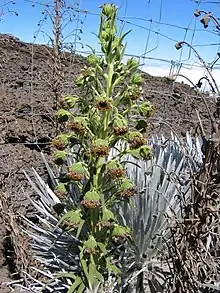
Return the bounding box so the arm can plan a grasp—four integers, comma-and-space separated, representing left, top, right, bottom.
76, 219, 85, 238
67, 276, 84, 293
89, 262, 104, 284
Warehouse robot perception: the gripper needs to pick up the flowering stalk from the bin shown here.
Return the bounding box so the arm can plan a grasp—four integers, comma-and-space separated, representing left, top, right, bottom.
52, 3, 154, 291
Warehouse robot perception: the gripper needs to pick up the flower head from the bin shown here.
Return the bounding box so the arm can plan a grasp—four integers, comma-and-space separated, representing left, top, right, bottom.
128, 131, 146, 149
107, 160, 126, 180
55, 183, 68, 199
97, 208, 115, 228
114, 126, 129, 136
68, 117, 87, 134
112, 225, 131, 244
91, 139, 110, 157
82, 66, 95, 82
124, 84, 143, 101
62, 209, 82, 229
126, 57, 139, 70
118, 178, 136, 198
87, 54, 103, 66
52, 134, 69, 150
84, 236, 98, 254
113, 116, 128, 136
139, 145, 153, 160
131, 73, 143, 85
140, 101, 155, 118
101, 3, 118, 18
96, 96, 112, 112
75, 75, 84, 87
67, 162, 88, 181
81, 190, 101, 209
75, 67, 95, 87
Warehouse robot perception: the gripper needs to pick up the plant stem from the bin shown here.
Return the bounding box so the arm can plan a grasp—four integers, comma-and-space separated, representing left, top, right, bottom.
107, 62, 114, 98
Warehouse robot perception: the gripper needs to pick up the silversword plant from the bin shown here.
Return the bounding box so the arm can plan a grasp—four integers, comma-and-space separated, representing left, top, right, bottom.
51, 3, 154, 291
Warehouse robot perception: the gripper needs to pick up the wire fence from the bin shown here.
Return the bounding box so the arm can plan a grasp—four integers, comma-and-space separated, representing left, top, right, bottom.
0, 0, 219, 150
2, 1, 220, 71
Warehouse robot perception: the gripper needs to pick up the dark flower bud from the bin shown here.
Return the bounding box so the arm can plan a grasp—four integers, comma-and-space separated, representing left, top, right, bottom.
57, 109, 70, 122
175, 42, 183, 50
54, 151, 67, 165
200, 15, 210, 28
96, 96, 112, 112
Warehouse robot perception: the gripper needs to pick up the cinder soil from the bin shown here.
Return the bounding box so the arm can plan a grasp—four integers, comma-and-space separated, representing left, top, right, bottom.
0, 33, 216, 292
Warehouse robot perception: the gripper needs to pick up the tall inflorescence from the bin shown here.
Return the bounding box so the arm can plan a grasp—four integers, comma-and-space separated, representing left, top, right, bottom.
52, 4, 154, 291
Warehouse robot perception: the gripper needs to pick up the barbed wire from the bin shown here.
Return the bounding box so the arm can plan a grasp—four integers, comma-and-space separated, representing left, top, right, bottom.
8, 0, 216, 74
22, 0, 219, 37
64, 48, 220, 69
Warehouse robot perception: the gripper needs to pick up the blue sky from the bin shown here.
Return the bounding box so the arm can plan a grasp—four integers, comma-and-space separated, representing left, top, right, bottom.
1, 0, 220, 87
